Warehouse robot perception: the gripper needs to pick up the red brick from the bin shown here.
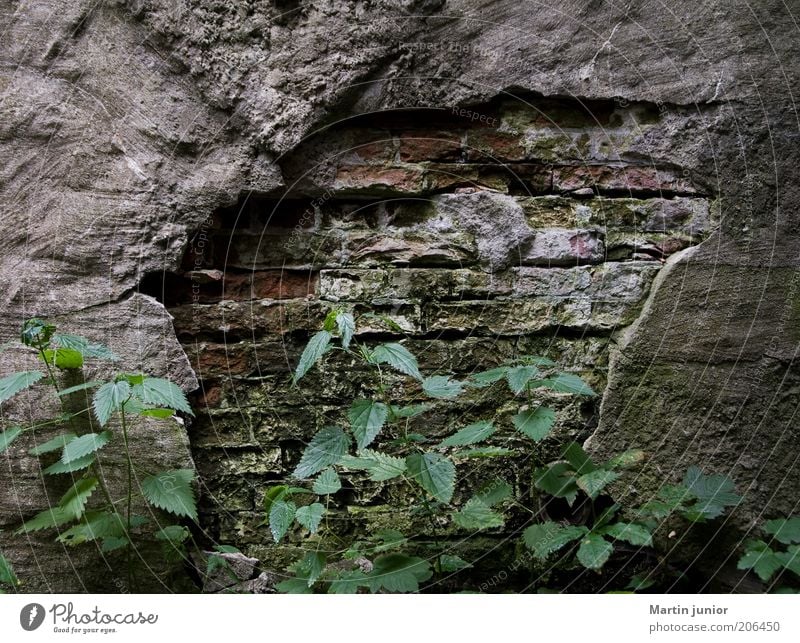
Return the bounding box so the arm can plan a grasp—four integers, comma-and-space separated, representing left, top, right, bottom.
399, 130, 464, 162
223, 271, 318, 301
333, 165, 425, 194
194, 343, 255, 377
465, 130, 525, 161
552, 165, 696, 193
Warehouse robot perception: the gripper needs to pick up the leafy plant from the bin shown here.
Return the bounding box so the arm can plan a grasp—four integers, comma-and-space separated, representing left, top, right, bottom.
0, 548, 19, 593
265, 310, 598, 592
738, 517, 800, 590
0, 318, 199, 589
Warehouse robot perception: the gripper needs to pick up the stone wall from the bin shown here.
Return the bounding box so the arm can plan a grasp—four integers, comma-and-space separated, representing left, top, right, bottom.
142, 96, 715, 573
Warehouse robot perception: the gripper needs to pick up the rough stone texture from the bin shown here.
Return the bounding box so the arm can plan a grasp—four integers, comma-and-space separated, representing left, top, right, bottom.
0, 0, 797, 592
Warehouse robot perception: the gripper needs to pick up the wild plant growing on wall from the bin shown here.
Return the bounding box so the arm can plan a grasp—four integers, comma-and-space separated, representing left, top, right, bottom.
0, 319, 199, 589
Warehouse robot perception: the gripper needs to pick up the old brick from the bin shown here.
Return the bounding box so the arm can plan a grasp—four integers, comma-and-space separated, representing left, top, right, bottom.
398, 130, 464, 162
466, 130, 526, 161
523, 228, 605, 266
552, 165, 697, 194
333, 165, 425, 195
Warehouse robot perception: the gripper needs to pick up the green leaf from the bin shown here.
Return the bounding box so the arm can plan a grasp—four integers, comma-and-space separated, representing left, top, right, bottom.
505, 365, 540, 394
328, 570, 368, 594
263, 485, 290, 515
28, 431, 78, 456
683, 466, 740, 519
0, 553, 18, 587
336, 312, 355, 350
43, 454, 96, 475
101, 537, 130, 552
422, 375, 464, 399
131, 377, 193, 416
51, 333, 118, 361
577, 469, 620, 500
637, 484, 691, 520
626, 573, 655, 592
389, 404, 431, 419
41, 348, 84, 370
439, 555, 472, 572
521, 356, 556, 367
58, 477, 98, 519
370, 343, 422, 381
523, 522, 588, 559
16, 507, 74, 534
312, 468, 341, 495
763, 517, 800, 545
467, 367, 508, 387
0, 426, 24, 453
0, 370, 44, 404
453, 447, 517, 458
155, 525, 190, 543
563, 442, 597, 475
20, 318, 54, 347
92, 381, 131, 426
57, 381, 102, 397
453, 497, 504, 530
738, 540, 784, 582
297, 551, 327, 587
56, 511, 125, 546
513, 407, 555, 442
348, 399, 389, 450
534, 462, 579, 501
576, 533, 614, 570
269, 500, 296, 543
140, 469, 198, 521
475, 479, 513, 506
293, 426, 351, 479
295, 503, 325, 534
138, 407, 176, 419
293, 330, 333, 383
439, 421, 494, 448
366, 554, 432, 593
606, 449, 646, 470
777, 545, 800, 577
599, 522, 653, 547
341, 450, 407, 481
406, 452, 455, 503
535, 373, 596, 396
61, 431, 111, 464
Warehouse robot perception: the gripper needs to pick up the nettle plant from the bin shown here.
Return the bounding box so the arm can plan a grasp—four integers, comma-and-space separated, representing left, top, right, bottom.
264, 310, 598, 593
523, 450, 742, 580
737, 516, 800, 591
0, 319, 198, 587
0, 548, 18, 593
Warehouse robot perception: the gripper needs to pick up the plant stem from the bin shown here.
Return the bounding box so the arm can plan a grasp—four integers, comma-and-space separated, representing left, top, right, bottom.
119, 404, 135, 590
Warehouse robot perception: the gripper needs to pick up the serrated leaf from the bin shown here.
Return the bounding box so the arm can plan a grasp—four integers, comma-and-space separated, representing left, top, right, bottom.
600, 522, 653, 547
576, 533, 614, 570
422, 375, 464, 399
293, 426, 351, 479
101, 537, 130, 552
606, 449, 646, 470
341, 449, 407, 481
738, 540, 784, 582
366, 554, 432, 593
523, 522, 588, 559
406, 452, 455, 503
535, 373, 596, 396
16, 507, 74, 534
683, 466, 740, 519
505, 365, 540, 395
58, 477, 98, 520
453, 447, 517, 458
0, 553, 19, 587
0, 426, 24, 453
534, 462, 579, 500
513, 407, 555, 442
155, 525, 190, 543
0, 371, 44, 404
777, 545, 800, 577
520, 356, 556, 367
269, 500, 296, 543
57, 511, 125, 546
57, 381, 102, 397
764, 517, 800, 545
467, 367, 508, 388
328, 570, 367, 594
297, 551, 327, 587
131, 377, 193, 416
295, 503, 325, 534
336, 312, 355, 350
92, 381, 130, 426
563, 442, 597, 475
577, 469, 620, 500
453, 497, 504, 530
43, 453, 96, 475
475, 479, 513, 506
312, 468, 341, 495
140, 469, 197, 521
293, 330, 332, 383
262, 485, 290, 515
370, 343, 422, 381
439, 555, 472, 572
439, 421, 494, 448
389, 404, 431, 419
61, 432, 111, 464
51, 333, 118, 361
348, 399, 389, 450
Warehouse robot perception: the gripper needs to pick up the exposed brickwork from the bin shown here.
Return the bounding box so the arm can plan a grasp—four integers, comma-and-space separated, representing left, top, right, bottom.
156, 96, 715, 571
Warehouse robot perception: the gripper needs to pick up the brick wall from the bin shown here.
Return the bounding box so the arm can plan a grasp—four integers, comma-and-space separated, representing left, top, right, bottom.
149, 95, 715, 579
